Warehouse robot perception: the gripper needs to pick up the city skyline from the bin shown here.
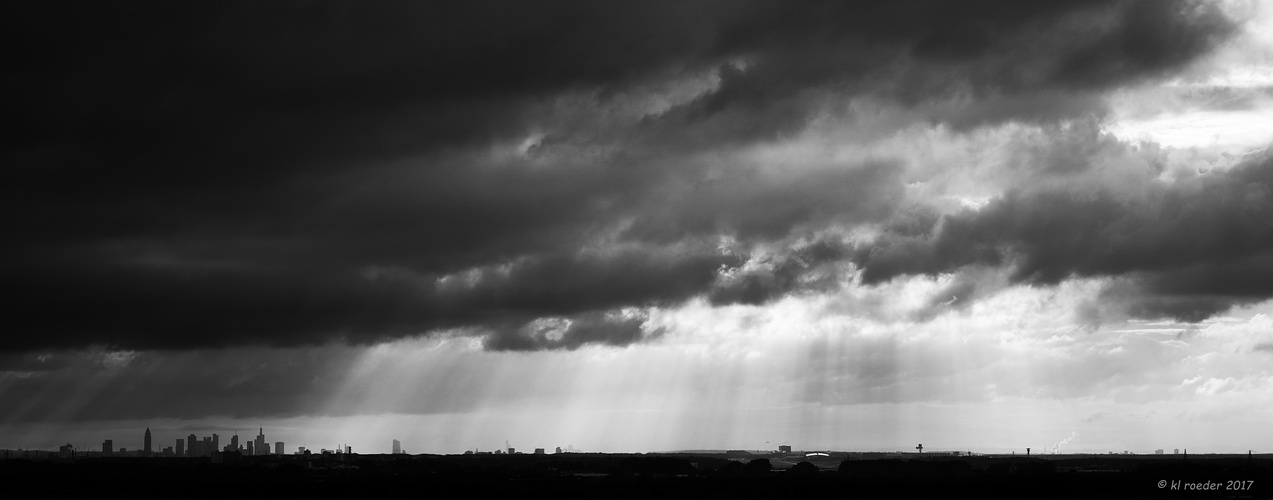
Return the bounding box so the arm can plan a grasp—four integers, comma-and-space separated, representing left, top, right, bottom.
5, 1, 1273, 456
0, 422, 1248, 459
26, 426, 327, 458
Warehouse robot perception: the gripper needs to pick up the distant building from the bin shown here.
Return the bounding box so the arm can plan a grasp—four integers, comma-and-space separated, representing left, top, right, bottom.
212, 434, 219, 454
144, 428, 152, 456
1174, 449, 1180, 455
230, 434, 239, 452
346, 445, 352, 455
247, 441, 255, 456
1155, 449, 1164, 455
59, 443, 73, 459
187, 435, 197, 457
275, 442, 284, 455
778, 445, 792, 453
507, 447, 515, 455
102, 440, 113, 457
555, 447, 563, 454
202, 437, 212, 457
254, 428, 267, 456
212, 450, 241, 464
393, 439, 401, 454
534, 448, 545, 455
176, 439, 184, 456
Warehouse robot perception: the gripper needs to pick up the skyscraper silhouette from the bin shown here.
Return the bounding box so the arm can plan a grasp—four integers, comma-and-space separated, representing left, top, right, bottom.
254, 428, 267, 456
144, 428, 152, 456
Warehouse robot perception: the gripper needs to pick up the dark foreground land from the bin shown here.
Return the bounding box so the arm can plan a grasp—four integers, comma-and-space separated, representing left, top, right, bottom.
2, 452, 1270, 499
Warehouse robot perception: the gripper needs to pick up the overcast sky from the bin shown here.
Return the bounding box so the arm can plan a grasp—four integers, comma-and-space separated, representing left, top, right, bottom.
5, 0, 1273, 455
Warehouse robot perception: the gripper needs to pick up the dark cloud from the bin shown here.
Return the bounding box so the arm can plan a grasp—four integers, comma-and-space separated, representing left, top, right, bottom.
647, 0, 1235, 138
2, 245, 736, 352
938, 90, 1111, 133
855, 151, 1273, 322
483, 311, 658, 352
708, 239, 850, 306
625, 160, 905, 243
0, 347, 359, 423
1043, 0, 1234, 89
2, 0, 1239, 351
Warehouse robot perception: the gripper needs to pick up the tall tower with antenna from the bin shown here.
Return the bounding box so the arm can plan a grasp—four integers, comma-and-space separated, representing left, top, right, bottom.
254, 427, 267, 455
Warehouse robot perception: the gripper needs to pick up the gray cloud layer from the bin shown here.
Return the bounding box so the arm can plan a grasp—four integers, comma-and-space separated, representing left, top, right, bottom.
856, 149, 1273, 322
3, 0, 1242, 351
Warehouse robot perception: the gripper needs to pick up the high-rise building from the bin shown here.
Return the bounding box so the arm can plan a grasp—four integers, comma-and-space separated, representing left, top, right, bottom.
254, 428, 267, 456
102, 440, 113, 457
275, 442, 284, 455
392, 439, 401, 454
555, 447, 562, 454
779, 445, 792, 453
230, 434, 239, 452
246, 441, 255, 456
534, 448, 545, 455
202, 437, 212, 457
176, 439, 184, 456
144, 428, 152, 456
212, 434, 219, 454
187, 435, 197, 457
507, 447, 515, 455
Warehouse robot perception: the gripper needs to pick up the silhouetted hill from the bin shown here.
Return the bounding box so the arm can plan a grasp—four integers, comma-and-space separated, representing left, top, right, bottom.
0, 453, 1268, 499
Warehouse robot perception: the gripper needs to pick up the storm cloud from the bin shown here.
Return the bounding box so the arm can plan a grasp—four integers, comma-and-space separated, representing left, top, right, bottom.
855, 149, 1273, 322
2, 0, 1245, 352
